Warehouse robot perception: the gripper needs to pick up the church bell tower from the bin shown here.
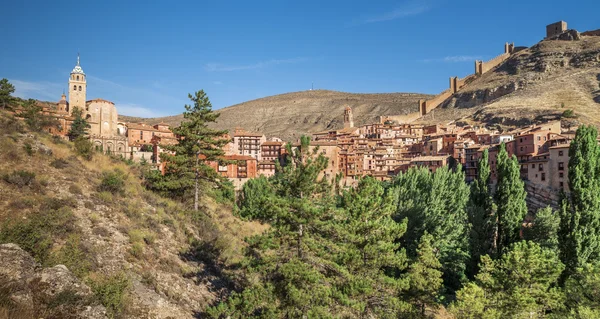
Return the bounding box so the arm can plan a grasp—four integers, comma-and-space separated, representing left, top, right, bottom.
68, 53, 87, 115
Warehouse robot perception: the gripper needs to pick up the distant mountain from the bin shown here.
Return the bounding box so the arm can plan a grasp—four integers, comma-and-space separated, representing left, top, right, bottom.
119, 90, 432, 140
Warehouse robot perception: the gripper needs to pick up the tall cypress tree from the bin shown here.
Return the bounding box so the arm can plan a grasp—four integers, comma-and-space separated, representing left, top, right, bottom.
467, 148, 495, 276
559, 125, 600, 276
494, 142, 527, 256
159, 90, 229, 210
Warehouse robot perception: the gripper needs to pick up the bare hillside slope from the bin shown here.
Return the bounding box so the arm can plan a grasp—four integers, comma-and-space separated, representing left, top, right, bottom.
422, 34, 600, 129
121, 90, 432, 140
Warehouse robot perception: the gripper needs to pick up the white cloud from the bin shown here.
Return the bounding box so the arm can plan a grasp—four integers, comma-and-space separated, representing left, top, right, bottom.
213, 81, 223, 85
205, 57, 308, 72
361, 2, 430, 24
10, 79, 63, 101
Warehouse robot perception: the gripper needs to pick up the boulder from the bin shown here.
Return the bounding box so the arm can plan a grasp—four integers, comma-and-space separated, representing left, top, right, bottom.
0, 244, 107, 319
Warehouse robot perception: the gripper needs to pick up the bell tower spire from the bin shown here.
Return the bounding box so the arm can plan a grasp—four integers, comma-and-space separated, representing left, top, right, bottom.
68, 53, 87, 115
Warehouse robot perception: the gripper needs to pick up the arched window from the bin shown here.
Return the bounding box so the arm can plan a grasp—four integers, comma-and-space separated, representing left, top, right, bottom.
86, 114, 91, 120
76, 75, 79, 81
78, 86, 82, 91
73, 85, 77, 90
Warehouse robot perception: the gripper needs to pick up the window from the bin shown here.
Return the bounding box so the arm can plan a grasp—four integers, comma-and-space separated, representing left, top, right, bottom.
560, 181, 564, 188
539, 163, 543, 171
520, 138, 523, 142
559, 172, 564, 178
538, 136, 541, 141
76, 75, 79, 81
73, 85, 77, 90
559, 162, 564, 171
532, 164, 536, 168
520, 147, 523, 151
542, 173, 546, 181
78, 86, 82, 91
218, 165, 227, 172
140, 131, 143, 139
559, 150, 564, 156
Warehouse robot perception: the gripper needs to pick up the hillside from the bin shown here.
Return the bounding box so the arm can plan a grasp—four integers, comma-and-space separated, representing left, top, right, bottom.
0, 112, 265, 318
120, 90, 432, 140
419, 32, 600, 129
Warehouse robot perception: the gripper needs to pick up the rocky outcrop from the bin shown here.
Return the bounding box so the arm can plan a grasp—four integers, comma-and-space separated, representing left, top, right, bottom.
524, 182, 561, 213
444, 81, 523, 109
0, 243, 107, 319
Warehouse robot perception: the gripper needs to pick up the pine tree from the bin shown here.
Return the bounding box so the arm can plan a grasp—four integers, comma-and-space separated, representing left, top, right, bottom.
67, 107, 90, 140
405, 231, 443, 316
467, 148, 496, 276
559, 125, 600, 277
564, 263, 600, 318
449, 283, 499, 319
158, 90, 229, 210
475, 241, 565, 317
337, 176, 410, 317
493, 142, 527, 256
0, 78, 15, 109
523, 206, 560, 252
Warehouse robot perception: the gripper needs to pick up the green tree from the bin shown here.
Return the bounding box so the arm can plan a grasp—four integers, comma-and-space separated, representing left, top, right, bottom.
467, 148, 496, 277
564, 263, 600, 318
0, 78, 15, 109
337, 176, 411, 317
394, 166, 470, 290
67, 106, 90, 140
210, 137, 339, 317
20, 98, 58, 132
523, 206, 560, 252
404, 231, 443, 316
158, 90, 229, 210
559, 125, 600, 277
476, 241, 565, 318
493, 142, 527, 256
449, 282, 499, 319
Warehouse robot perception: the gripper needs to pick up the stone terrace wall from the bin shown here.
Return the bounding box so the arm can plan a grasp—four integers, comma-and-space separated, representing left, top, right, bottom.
524, 181, 561, 213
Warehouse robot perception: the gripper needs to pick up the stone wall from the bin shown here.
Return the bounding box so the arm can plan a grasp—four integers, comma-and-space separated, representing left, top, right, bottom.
524, 181, 561, 213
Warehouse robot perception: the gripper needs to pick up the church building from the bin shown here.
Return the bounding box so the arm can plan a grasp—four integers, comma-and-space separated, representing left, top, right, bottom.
58, 55, 128, 157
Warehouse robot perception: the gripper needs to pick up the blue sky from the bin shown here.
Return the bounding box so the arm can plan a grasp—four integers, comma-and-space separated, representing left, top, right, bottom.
2, 0, 598, 117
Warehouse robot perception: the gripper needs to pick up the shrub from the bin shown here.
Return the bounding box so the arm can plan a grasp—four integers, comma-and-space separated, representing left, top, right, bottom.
68, 184, 83, 195
0, 207, 76, 264
128, 242, 144, 259
96, 191, 113, 203
23, 143, 34, 156
40, 197, 77, 211
8, 196, 37, 210
50, 158, 70, 169
84, 201, 95, 210
88, 272, 130, 318
98, 169, 126, 195
49, 234, 93, 278
74, 137, 93, 160
2, 170, 36, 187
562, 109, 577, 118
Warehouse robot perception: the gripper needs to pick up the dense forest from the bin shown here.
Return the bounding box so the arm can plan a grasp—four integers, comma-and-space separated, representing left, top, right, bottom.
198, 130, 600, 318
